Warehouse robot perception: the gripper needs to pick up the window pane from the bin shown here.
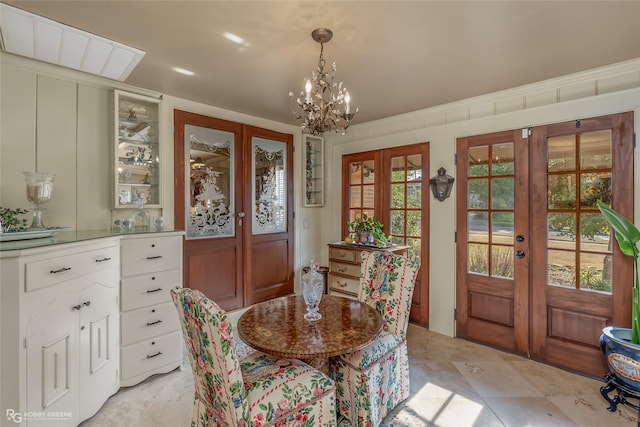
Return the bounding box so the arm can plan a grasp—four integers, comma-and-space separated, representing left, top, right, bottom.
548, 249, 575, 288
350, 162, 362, 185
468, 179, 488, 209
548, 135, 576, 172
579, 252, 612, 294
548, 213, 576, 250
469, 212, 488, 243
390, 157, 405, 182
491, 177, 514, 209
362, 185, 375, 209
350, 186, 362, 208
548, 174, 576, 209
491, 143, 514, 175
391, 184, 405, 208
407, 183, 421, 208
407, 154, 422, 181
407, 237, 421, 264
491, 246, 514, 278
491, 212, 513, 244
391, 210, 405, 235
468, 243, 489, 275
363, 160, 375, 184
406, 211, 421, 237
580, 130, 612, 170
468, 146, 488, 177
580, 172, 611, 208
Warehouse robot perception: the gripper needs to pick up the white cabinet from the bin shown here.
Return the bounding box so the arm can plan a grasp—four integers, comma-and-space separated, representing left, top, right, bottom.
1, 238, 120, 426
119, 233, 183, 387
114, 90, 161, 209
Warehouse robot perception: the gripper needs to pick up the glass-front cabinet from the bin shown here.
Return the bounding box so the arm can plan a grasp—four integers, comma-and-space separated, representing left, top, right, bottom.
303, 134, 324, 207
114, 90, 161, 208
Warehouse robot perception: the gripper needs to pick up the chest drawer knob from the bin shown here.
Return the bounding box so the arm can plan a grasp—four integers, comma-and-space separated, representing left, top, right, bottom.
72, 304, 82, 311
146, 320, 163, 326
50, 267, 71, 274
146, 287, 163, 293
146, 351, 162, 359
95, 257, 112, 263
83, 300, 91, 307
337, 281, 348, 288
146, 255, 163, 260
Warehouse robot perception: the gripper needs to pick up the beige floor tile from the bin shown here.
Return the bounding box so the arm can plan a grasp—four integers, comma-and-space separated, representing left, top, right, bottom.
509, 360, 605, 397
552, 393, 637, 426
484, 397, 580, 427
402, 395, 504, 427
453, 361, 543, 397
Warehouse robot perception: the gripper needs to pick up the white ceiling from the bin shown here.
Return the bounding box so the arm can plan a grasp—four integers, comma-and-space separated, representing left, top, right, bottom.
3, 1, 640, 127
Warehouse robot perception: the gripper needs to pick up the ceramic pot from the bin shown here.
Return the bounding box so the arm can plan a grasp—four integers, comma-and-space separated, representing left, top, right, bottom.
356, 231, 372, 244
601, 326, 640, 391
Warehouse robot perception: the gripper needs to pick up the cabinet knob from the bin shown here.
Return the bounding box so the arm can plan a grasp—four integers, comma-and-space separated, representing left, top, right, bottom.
83, 301, 91, 307
72, 304, 82, 311
80, 325, 85, 331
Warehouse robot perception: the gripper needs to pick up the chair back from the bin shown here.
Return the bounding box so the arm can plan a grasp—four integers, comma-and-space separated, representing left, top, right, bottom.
171, 287, 250, 424
358, 251, 419, 338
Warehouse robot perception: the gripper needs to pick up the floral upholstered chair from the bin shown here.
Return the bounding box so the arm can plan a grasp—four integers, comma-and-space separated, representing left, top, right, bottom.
171, 287, 337, 427
330, 251, 419, 427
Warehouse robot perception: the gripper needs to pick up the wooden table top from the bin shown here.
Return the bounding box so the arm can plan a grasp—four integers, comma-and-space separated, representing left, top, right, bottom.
237, 295, 383, 360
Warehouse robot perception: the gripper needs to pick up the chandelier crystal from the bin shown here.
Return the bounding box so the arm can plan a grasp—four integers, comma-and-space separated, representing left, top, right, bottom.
289, 28, 358, 135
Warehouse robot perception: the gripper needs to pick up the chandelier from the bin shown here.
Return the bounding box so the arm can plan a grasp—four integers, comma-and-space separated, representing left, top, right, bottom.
289, 28, 358, 135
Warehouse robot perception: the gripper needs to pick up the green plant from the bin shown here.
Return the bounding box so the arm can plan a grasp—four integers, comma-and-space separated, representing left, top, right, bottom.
597, 200, 640, 344
347, 214, 389, 245
0, 207, 29, 233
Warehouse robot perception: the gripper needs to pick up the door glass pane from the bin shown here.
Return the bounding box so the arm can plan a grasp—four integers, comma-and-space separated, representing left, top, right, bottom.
580, 130, 612, 170
491, 177, 514, 209
407, 154, 422, 181
390, 157, 405, 182
350, 186, 362, 208
491, 143, 514, 175
548, 135, 576, 172
548, 249, 575, 288
391, 184, 405, 208
350, 162, 362, 185
407, 183, 421, 208
579, 253, 612, 293
491, 212, 513, 244
491, 246, 514, 278
252, 137, 286, 235
363, 160, 375, 184
362, 185, 375, 209
548, 174, 576, 209
406, 211, 421, 237
407, 237, 421, 264
185, 125, 234, 239
468, 243, 489, 275
468, 146, 488, 176
469, 212, 488, 243
580, 172, 611, 208
547, 213, 576, 250
391, 210, 405, 235
468, 179, 488, 208
580, 213, 610, 247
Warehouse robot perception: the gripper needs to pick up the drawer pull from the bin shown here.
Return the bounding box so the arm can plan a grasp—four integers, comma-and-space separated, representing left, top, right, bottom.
337, 251, 347, 258
336, 266, 347, 273
337, 281, 348, 288
146, 255, 163, 260
147, 351, 163, 359
83, 301, 91, 307
72, 304, 82, 311
146, 287, 163, 293
95, 257, 112, 263
146, 320, 163, 326
50, 267, 71, 274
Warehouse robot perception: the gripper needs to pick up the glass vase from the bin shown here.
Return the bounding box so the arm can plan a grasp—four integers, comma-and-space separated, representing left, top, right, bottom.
302, 262, 323, 321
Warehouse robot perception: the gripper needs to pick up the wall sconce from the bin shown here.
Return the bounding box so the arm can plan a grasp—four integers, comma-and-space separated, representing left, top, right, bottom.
429, 167, 455, 201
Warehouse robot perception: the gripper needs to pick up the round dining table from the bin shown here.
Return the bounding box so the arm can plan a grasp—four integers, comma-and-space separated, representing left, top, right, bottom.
236, 295, 383, 373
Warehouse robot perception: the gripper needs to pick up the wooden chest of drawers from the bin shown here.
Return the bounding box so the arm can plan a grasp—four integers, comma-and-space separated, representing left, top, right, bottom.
327, 242, 408, 299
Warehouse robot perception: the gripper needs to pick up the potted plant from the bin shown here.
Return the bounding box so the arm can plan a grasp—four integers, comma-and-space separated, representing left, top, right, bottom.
347, 213, 389, 247
597, 199, 640, 392
0, 207, 29, 233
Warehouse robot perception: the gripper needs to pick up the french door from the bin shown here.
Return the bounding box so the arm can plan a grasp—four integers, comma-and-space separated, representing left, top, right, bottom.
456, 112, 634, 377
342, 142, 430, 325
174, 110, 294, 310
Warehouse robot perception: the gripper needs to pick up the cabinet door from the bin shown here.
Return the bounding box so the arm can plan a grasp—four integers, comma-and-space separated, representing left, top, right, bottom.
79, 277, 119, 421
114, 90, 161, 208
26, 289, 79, 426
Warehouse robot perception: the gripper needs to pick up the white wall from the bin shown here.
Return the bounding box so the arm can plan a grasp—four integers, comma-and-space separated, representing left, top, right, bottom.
321, 59, 640, 336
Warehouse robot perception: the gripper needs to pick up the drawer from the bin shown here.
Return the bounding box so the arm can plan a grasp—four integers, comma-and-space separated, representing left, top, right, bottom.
121, 235, 181, 276
329, 261, 361, 277
121, 331, 182, 380
25, 245, 118, 292
328, 274, 360, 296
121, 270, 181, 311
121, 302, 180, 346
329, 246, 357, 263
329, 289, 357, 300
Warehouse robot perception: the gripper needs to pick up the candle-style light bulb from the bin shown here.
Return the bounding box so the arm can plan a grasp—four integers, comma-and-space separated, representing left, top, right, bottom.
344, 91, 351, 114
305, 79, 312, 103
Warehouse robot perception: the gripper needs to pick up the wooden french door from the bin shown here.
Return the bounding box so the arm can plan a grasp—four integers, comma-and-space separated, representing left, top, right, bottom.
342, 143, 430, 325
174, 110, 294, 310
457, 112, 634, 377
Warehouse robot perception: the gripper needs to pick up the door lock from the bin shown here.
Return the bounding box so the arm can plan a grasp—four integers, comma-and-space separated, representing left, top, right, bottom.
516, 235, 525, 242
515, 250, 526, 259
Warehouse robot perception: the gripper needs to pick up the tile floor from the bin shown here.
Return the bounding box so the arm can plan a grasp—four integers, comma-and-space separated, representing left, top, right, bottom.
81, 323, 638, 426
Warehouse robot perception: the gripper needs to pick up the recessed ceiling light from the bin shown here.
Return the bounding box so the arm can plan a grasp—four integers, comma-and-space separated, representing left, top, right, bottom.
0, 3, 144, 81
223, 32, 244, 45
173, 67, 194, 76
